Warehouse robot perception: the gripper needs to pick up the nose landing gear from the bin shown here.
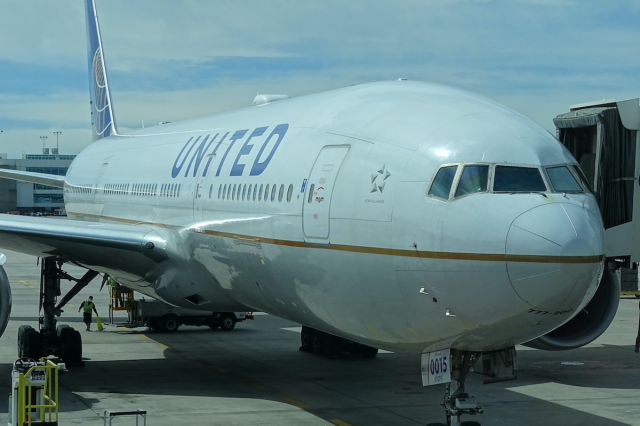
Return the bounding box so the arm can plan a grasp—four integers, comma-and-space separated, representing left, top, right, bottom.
16, 257, 98, 366
428, 350, 483, 426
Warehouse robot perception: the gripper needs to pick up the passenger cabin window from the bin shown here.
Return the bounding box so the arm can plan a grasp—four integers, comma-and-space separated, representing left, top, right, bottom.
429, 165, 458, 199
455, 165, 488, 197
546, 166, 583, 193
493, 166, 546, 192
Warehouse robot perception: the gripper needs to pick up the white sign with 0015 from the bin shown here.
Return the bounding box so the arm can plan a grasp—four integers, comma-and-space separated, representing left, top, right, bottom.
421, 348, 451, 386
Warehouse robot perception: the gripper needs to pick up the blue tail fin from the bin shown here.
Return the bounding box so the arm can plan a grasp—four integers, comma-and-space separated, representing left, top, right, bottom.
85, 0, 117, 140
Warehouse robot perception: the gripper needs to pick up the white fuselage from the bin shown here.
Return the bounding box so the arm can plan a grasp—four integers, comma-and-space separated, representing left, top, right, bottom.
62, 81, 604, 353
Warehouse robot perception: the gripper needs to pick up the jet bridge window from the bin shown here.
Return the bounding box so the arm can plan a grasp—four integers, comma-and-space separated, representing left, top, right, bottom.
493, 166, 546, 192
428, 165, 458, 199
545, 166, 583, 193
455, 165, 489, 197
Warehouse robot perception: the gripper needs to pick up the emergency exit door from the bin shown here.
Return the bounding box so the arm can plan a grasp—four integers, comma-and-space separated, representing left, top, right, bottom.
303, 145, 350, 240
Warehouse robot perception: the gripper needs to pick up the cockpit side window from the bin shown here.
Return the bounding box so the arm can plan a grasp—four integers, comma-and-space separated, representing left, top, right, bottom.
546, 166, 583, 193
571, 165, 592, 192
493, 166, 546, 192
455, 165, 489, 197
428, 165, 458, 199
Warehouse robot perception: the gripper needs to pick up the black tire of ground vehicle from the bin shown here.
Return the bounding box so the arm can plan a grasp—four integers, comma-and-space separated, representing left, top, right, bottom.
220, 314, 236, 331
161, 315, 180, 332
18, 326, 44, 360
148, 318, 160, 331
299, 326, 313, 352
59, 327, 83, 366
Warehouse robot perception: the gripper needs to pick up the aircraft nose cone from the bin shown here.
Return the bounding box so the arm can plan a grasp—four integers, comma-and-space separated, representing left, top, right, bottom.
506, 203, 604, 312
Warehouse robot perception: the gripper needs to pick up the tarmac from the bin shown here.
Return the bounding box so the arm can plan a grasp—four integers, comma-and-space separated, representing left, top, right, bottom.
0, 248, 639, 425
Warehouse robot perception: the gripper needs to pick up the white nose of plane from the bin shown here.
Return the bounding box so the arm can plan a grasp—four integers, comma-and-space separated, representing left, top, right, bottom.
505, 203, 604, 312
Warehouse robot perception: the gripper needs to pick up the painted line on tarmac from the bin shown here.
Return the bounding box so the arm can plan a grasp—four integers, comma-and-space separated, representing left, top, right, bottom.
18, 280, 34, 288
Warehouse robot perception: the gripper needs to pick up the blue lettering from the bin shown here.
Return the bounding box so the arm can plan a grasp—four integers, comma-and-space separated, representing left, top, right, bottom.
171, 137, 197, 178
184, 134, 213, 177
201, 132, 228, 177
230, 126, 267, 176
250, 123, 289, 176
216, 129, 248, 176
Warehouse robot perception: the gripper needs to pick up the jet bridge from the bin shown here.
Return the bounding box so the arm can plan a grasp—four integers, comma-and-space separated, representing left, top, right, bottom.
554, 98, 640, 294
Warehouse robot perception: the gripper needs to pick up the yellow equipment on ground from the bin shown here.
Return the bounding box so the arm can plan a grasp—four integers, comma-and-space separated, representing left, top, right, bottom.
8, 358, 61, 426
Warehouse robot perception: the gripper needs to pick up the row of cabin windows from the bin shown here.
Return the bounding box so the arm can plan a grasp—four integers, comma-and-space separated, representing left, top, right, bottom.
68, 185, 93, 194
216, 183, 295, 203
69, 183, 182, 198
428, 164, 587, 200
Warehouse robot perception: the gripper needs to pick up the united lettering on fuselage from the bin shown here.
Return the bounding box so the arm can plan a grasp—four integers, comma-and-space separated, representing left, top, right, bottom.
171, 123, 289, 179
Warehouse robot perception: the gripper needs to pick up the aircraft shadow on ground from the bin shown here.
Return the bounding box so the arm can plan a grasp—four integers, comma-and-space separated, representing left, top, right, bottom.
1, 327, 636, 425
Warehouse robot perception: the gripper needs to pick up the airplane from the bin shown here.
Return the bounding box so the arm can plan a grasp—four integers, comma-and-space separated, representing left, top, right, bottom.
0, 1, 618, 424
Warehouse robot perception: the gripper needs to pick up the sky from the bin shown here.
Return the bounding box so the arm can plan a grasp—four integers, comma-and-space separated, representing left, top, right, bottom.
0, 0, 638, 157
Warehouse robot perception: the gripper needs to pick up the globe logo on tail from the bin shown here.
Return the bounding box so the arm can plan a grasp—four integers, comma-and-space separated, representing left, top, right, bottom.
91, 47, 114, 138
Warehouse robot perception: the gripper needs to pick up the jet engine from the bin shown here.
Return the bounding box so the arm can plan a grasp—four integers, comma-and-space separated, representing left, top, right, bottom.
0, 264, 11, 338
525, 266, 620, 350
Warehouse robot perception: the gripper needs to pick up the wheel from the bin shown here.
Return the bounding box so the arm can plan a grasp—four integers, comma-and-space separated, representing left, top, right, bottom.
161, 315, 180, 332
17, 325, 31, 354
59, 327, 83, 366
19, 327, 44, 360
148, 318, 160, 331
300, 326, 313, 352
220, 314, 236, 331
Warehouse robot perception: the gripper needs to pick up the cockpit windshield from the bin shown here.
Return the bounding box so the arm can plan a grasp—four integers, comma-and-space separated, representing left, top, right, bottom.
493, 166, 546, 192
455, 165, 488, 197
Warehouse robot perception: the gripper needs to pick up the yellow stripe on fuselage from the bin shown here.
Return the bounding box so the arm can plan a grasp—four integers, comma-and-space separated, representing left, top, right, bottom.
70, 212, 604, 264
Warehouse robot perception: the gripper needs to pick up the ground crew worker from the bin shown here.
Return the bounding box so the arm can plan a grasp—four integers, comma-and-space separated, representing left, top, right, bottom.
78, 296, 98, 331
108, 276, 124, 308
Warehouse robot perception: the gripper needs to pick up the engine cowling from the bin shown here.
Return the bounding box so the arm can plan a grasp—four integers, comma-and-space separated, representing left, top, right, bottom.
525, 266, 619, 350
0, 263, 11, 338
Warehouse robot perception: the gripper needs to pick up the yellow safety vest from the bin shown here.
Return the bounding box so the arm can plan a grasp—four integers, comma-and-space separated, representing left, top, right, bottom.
83, 301, 95, 314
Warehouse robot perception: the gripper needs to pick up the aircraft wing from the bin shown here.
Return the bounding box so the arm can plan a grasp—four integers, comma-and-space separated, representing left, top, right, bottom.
0, 214, 169, 278
0, 169, 65, 189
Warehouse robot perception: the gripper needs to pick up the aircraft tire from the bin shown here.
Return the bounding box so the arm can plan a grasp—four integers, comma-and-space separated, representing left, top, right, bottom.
60, 327, 83, 366
19, 326, 44, 360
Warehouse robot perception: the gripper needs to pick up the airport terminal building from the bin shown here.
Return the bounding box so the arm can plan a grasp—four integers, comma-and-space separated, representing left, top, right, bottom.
0, 151, 74, 214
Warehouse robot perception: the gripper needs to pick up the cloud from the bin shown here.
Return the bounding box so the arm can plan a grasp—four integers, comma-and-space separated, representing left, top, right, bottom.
0, 0, 639, 156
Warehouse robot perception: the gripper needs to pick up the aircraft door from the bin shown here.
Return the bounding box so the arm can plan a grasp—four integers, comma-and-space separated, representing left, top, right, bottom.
303, 145, 350, 240
92, 156, 112, 215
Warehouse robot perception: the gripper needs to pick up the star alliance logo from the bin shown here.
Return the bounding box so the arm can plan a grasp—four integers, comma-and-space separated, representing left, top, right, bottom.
370, 165, 391, 193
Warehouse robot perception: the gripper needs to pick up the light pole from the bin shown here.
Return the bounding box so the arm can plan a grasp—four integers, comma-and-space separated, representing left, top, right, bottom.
39, 136, 48, 154
52, 131, 62, 153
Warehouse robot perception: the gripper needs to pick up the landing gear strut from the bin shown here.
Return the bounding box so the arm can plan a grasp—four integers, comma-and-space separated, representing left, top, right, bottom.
299, 326, 378, 358
17, 257, 98, 366
429, 350, 483, 426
